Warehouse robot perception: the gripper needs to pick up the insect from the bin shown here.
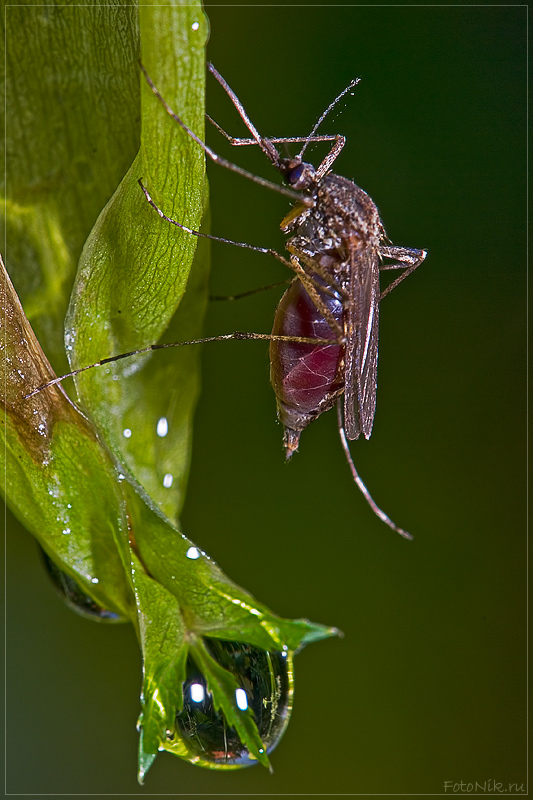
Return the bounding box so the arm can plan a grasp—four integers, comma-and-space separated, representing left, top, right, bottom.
28, 63, 427, 539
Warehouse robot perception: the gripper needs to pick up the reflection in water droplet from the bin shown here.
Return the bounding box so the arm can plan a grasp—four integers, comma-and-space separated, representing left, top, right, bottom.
190, 682, 205, 703
235, 687, 248, 711
156, 417, 168, 437
39, 547, 124, 622
186, 546, 200, 560
191, 20, 199, 30
123, 428, 132, 438
163, 473, 173, 488
173, 639, 293, 767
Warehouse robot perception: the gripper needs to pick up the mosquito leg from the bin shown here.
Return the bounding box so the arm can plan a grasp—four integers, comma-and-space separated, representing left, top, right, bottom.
139, 180, 293, 273
337, 401, 413, 540
24, 332, 336, 399
210, 279, 292, 302
207, 62, 280, 165
315, 135, 346, 180
205, 115, 338, 148
378, 246, 427, 299
288, 257, 345, 340
286, 242, 346, 298
140, 64, 309, 206
208, 63, 356, 181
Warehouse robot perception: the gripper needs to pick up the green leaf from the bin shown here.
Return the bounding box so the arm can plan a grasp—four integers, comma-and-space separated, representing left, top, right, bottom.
0, 257, 134, 619
2, 1, 341, 782
2, 2, 141, 376
65, 3, 209, 522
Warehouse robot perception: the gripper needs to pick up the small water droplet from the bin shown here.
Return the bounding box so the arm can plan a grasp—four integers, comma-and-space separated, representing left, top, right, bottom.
174, 639, 293, 767
163, 473, 173, 488
156, 417, 168, 437
186, 546, 200, 560
123, 428, 132, 439
91, 577, 99, 584
62, 527, 71, 535
235, 688, 248, 711
191, 20, 199, 30
190, 682, 205, 703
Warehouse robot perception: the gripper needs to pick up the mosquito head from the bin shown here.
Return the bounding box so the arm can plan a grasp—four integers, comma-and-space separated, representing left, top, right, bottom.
279, 156, 316, 190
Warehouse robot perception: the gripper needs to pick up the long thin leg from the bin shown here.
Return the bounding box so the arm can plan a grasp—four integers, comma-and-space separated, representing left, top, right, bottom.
140, 181, 345, 311
207, 63, 279, 164
337, 401, 413, 540
140, 64, 309, 206
315, 135, 346, 180
206, 113, 345, 183
139, 180, 292, 270
24, 331, 336, 400
208, 62, 356, 183
288, 256, 344, 339
206, 114, 338, 148
210, 279, 291, 302
379, 245, 427, 300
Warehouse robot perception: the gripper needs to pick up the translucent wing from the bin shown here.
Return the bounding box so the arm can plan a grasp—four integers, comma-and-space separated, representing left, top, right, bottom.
343, 244, 380, 440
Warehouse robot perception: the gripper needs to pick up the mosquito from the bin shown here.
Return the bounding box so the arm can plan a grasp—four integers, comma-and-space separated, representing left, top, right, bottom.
27, 63, 427, 539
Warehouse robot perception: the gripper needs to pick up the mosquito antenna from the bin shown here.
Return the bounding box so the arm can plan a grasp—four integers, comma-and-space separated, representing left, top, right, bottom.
337, 401, 413, 540
299, 78, 360, 160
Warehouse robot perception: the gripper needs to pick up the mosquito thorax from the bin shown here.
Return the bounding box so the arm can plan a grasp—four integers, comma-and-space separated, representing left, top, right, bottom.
285, 175, 383, 264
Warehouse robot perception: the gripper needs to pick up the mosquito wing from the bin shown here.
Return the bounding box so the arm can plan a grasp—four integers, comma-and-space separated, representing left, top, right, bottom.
343, 244, 380, 441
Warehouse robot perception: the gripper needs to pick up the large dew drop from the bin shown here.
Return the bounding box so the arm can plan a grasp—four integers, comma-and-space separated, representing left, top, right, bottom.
172, 638, 293, 767
40, 547, 124, 622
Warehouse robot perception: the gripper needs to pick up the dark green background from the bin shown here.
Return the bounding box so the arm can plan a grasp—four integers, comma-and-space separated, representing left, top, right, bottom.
5, 3, 526, 796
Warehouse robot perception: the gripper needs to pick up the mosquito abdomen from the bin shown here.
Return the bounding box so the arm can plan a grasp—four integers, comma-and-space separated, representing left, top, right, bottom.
270, 279, 345, 459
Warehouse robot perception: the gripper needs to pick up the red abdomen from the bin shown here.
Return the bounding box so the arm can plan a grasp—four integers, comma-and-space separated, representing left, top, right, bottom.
270, 279, 345, 456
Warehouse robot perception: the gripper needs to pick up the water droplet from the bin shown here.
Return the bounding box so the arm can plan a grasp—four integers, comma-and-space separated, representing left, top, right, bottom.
39, 548, 123, 622
62, 527, 71, 535
235, 688, 248, 710
91, 577, 99, 584
156, 417, 168, 437
186, 546, 200, 560
190, 682, 205, 703
191, 20, 199, 30
173, 639, 293, 767
163, 473, 173, 488
123, 428, 132, 439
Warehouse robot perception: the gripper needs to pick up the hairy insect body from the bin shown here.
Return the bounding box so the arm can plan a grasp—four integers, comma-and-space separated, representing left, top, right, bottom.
283, 175, 383, 260
271, 175, 384, 457
30, 66, 426, 538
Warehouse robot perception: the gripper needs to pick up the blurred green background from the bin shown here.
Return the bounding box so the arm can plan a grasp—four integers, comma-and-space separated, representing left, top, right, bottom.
5, 3, 526, 796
